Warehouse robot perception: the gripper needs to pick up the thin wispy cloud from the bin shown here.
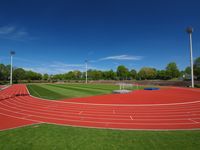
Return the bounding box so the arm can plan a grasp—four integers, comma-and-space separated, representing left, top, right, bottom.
50, 61, 85, 68
0, 25, 29, 41
100, 55, 143, 61
0, 26, 15, 34
23, 61, 86, 74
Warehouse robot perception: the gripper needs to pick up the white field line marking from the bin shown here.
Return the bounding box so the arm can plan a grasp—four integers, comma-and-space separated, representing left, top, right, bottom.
189, 119, 200, 124
0, 105, 197, 125
130, 116, 133, 120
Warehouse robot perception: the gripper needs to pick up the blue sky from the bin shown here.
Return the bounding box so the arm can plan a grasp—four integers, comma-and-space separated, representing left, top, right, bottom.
0, 0, 200, 74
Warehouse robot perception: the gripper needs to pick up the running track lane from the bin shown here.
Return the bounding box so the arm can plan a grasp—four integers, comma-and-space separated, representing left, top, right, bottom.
0, 84, 200, 131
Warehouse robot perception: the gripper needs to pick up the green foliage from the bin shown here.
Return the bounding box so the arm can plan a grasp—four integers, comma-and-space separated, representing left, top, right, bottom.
156, 70, 169, 80
88, 69, 103, 80
13, 68, 26, 82
184, 67, 191, 74
25, 71, 42, 80
0, 64, 10, 81
194, 57, 200, 79
138, 67, 157, 80
103, 70, 117, 80
166, 62, 180, 79
129, 69, 137, 79
117, 65, 129, 80
43, 73, 49, 80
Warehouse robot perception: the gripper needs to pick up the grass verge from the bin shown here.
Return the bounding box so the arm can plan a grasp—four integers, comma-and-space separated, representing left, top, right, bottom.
0, 124, 200, 150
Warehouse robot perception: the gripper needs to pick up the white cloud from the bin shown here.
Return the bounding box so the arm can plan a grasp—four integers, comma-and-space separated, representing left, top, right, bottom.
22, 61, 87, 74
50, 61, 84, 68
0, 25, 29, 41
99, 55, 143, 61
0, 26, 16, 34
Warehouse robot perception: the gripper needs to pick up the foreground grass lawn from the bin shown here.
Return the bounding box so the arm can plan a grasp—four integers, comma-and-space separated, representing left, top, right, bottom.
27, 83, 142, 100
0, 124, 200, 150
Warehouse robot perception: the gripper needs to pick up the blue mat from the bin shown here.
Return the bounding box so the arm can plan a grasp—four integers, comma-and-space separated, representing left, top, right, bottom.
144, 87, 160, 90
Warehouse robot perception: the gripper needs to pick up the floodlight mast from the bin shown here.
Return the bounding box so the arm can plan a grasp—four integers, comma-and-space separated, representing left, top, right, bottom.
85, 60, 88, 84
186, 27, 194, 88
10, 51, 15, 85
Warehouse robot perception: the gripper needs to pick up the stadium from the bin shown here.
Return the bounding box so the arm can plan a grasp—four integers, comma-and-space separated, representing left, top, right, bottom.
1, 0, 200, 149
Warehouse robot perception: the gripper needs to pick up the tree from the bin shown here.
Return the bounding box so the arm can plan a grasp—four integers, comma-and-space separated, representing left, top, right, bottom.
25, 71, 42, 80
129, 69, 137, 80
73, 70, 82, 80
166, 62, 180, 79
52, 74, 64, 80
43, 73, 49, 80
138, 67, 157, 80
156, 70, 168, 80
194, 57, 200, 80
87, 69, 103, 80
185, 66, 191, 74
117, 65, 129, 80
0, 64, 10, 81
13, 68, 26, 82
103, 70, 117, 80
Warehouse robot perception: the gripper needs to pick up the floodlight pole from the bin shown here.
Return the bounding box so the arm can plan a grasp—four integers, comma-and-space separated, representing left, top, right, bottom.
85, 60, 88, 84
10, 51, 15, 85
186, 27, 194, 88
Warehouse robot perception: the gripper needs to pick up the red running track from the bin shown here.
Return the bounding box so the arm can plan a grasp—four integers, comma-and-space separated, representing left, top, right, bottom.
0, 84, 200, 131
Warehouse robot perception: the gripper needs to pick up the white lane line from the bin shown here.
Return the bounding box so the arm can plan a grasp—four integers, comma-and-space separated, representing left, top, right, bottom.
1, 106, 196, 125
0, 122, 43, 132
189, 119, 200, 124
10, 98, 200, 114
2, 99, 200, 120
0, 112, 43, 124
130, 116, 133, 120
29, 94, 200, 107
22, 115, 33, 119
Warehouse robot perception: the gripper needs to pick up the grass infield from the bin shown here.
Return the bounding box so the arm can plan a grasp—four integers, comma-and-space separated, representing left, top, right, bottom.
0, 124, 200, 150
27, 83, 142, 100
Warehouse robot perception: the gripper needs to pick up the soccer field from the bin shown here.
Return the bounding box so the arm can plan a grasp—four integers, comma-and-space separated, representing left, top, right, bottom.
27, 83, 141, 100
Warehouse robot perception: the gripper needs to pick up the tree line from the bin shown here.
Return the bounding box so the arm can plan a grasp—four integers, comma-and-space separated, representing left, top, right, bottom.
0, 57, 200, 83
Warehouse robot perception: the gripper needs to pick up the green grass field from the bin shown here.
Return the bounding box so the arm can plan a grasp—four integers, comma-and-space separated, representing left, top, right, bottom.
0, 124, 200, 150
27, 83, 141, 100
